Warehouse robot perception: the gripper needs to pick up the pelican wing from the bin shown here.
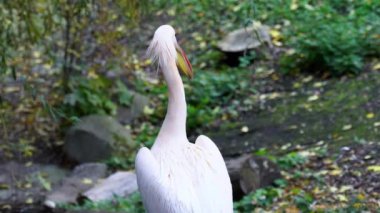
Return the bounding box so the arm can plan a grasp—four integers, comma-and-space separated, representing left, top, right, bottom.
195, 135, 233, 212
135, 147, 198, 213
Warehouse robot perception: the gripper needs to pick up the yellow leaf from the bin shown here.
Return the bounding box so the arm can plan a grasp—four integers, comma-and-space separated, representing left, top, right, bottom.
356, 193, 366, 201
143, 106, 154, 115
329, 186, 338, 192
290, 0, 298, 10
329, 169, 342, 176
241, 126, 249, 133
342, 124, 352, 131
25, 198, 33, 204
302, 76, 313, 83
293, 82, 302, 88
339, 185, 353, 193
366, 113, 375, 119
367, 165, 380, 173
82, 178, 93, 185
88, 69, 99, 79
269, 29, 282, 41
313, 82, 325, 88
308, 95, 319, 102
373, 62, 380, 70
337, 194, 348, 202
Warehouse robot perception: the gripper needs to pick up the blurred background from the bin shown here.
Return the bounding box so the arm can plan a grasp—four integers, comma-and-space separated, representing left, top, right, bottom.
0, 0, 379, 212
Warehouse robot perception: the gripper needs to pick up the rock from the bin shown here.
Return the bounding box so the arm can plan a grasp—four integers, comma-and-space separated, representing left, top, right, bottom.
225, 154, 251, 200
217, 25, 271, 53
225, 155, 282, 200
64, 115, 135, 163
0, 162, 68, 206
82, 171, 138, 202
239, 156, 282, 194
44, 163, 107, 208
117, 92, 150, 125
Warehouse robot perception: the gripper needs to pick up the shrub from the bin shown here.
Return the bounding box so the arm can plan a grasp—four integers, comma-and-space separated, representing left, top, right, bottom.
278, 1, 380, 76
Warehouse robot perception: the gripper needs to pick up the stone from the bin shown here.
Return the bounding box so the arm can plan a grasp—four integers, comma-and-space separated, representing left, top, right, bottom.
82, 171, 138, 202
64, 115, 135, 163
0, 162, 68, 206
44, 163, 107, 208
225, 155, 282, 200
239, 156, 282, 194
217, 25, 271, 53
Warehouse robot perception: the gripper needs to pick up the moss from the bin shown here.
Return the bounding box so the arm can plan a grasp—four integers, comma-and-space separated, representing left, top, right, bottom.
214, 73, 380, 154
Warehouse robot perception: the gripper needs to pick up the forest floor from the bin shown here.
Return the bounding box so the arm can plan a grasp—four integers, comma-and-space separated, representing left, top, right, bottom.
1, 5, 380, 212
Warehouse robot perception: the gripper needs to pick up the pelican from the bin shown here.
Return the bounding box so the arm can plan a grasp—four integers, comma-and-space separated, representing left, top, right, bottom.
135, 25, 233, 212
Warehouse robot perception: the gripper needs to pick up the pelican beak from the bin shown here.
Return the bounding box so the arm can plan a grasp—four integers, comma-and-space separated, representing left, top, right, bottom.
176, 44, 193, 79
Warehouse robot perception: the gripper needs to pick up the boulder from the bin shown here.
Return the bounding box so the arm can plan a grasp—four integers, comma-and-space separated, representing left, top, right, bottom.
64, 115, 135, 163
217, 25, 271, 53
225, 154, 282, 200
239, 156, 282, 194
44, 163, 107, 208
82, 171, 138, 202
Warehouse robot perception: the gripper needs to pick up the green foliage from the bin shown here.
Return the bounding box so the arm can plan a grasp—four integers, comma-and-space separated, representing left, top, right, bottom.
280, 2, 380, 76
61, 77, 117, 122
250, 0, 380, 76
116, 80, 134, 106
276, 151, 308, 169
234, 185, 284, 212
291, 189, 314, 212
62, 193, 144, 213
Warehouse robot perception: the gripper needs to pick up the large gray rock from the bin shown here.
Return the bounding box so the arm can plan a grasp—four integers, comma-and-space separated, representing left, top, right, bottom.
64, 115, 135, 163
217, 25, 271, 52
82, 171, 138, 202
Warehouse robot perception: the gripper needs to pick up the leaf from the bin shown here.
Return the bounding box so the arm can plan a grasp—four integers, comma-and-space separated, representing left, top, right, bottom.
373, 63, 380, 70
82, 178, 93, 185
342, 124, 352, 131
37, 173, 51, 191
336, 194, 348, 202
240, 126, 249, 133
329, 169, 342, 176
366, 113, 375, 119
25, 198, 33, 204
308, 95, 319, 102
367, 165, 380, 173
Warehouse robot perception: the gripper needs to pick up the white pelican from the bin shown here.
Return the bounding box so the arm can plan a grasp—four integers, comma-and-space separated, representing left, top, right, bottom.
135, 25, 233, 212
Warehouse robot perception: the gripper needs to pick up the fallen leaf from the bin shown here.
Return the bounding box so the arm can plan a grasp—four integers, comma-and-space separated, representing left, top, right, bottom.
339, 185, 353, 193
373, 62, 380, 70
270, 29, 282, 40
143, 106, 154, 115
241, 126, 249, 133
82, 178, 93, 185
367, 165, 380, 173
302, 76, 313, 83
308, 95, 319, 102
329, 169, 342, 176
337, 194, 348, 202
342, 124, 352, 131
25, 198, 33, 204
366, 113, 375, 119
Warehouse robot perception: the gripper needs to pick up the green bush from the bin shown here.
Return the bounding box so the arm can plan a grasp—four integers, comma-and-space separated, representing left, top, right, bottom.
278, 1, 380, 76
61, 77, 117, 122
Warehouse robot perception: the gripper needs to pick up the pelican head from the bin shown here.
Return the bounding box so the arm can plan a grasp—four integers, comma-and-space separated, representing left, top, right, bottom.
147, 25, 193, 78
